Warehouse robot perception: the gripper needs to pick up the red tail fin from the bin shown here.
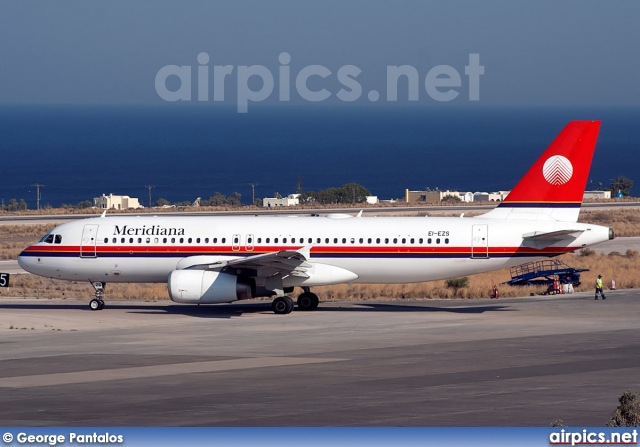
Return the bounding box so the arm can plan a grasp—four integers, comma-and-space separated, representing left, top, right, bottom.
481, 120, 601, 222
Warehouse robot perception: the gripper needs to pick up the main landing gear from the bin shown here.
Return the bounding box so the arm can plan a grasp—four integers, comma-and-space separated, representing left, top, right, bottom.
271, 287, 319, 315
89, 281, 106, 311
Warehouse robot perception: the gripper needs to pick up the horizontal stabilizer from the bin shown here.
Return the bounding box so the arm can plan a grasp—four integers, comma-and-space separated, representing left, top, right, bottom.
522, 229, 584, 248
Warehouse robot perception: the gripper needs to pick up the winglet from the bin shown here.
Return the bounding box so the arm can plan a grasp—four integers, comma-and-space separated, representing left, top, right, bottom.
100, 210, 107, 218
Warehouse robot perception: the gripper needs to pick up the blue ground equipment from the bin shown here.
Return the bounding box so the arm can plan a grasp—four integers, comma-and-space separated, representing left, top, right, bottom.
504, 259, 588, 287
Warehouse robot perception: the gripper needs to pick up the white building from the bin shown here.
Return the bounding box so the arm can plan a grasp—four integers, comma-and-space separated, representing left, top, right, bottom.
365, 196, 379, 204
94, 193, 142, 210
263, 194, 301, 207
473, 191, 510, 202
583, 190, 611, 200
458, 192, 474, 203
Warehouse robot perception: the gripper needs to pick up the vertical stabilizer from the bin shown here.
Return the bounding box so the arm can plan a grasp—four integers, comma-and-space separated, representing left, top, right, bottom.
479, 120, 601, 222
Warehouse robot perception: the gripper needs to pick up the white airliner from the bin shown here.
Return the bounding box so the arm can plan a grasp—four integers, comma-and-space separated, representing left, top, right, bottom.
19, 121, 613, 313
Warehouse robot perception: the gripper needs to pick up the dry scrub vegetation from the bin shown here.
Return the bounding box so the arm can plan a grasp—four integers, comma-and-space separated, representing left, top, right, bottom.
579, 209, 640, 237
0, 208, 638, 301
3, 250, 636, 301
0, 224, 58, 259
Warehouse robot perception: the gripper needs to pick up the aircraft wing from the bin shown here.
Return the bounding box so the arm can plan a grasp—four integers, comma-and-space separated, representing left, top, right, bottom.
522, 229, 584, 248
179, 247, 312, 279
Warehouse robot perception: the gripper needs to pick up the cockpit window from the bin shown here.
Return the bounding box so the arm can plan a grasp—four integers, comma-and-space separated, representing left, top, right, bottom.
54, 235, 62, 244
42, 234, 54, 244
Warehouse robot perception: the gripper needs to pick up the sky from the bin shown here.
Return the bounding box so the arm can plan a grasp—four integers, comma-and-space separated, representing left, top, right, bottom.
0, 1, 639, 108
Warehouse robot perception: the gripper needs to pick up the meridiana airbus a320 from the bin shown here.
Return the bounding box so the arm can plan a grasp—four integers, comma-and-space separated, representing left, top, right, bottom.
18, 121, 613, 313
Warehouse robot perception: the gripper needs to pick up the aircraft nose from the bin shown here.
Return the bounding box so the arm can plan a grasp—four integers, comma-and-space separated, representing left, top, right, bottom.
17, 250, 36, 273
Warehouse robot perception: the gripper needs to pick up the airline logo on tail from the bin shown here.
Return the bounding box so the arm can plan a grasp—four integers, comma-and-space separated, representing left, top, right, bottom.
543, 155, 573, 186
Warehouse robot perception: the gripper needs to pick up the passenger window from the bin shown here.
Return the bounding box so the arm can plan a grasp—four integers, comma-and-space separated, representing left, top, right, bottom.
103, 237, 108, 244
129, 237, 134, 243
445, 238, 449, 244
308, 238, 313, 244
248, 237, 252, 243
376, 238, 380, 244
179, 238, 184, 243
342, 238, 346, 244
112, 238, 116, 243
274, 238, 279, 243
325, 238, 329, 243
233, 237, 238, 243
436, 238, 441, 244
137, 238, 142, 243
283, 238, 287, 243
410, 238, 414, 244
317, 238, 321, 243
393, 238, 397, 244
402, 238, 406, 244
154, 238, 158, 243
385, 238, 389, 244
188, 238, 193, 244
265, 238, 270, 243
171, 237, 176, 243
222, 238, 226, 243
334, 238, 338, 244
368, 238, 372, 244
419, 238, 423, 244
146, 238, 151, 243
213, 237, 218, 243
428, 238, 432, 244
163, 238, 167, 243
196, 238, 201, 243
205, 238, 209, 243
359, 238, 363, 244
121, 238, 125, 243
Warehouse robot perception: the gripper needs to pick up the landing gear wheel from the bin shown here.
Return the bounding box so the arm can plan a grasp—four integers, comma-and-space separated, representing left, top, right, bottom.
272, 296, 294, 314
297, 292, 319, 311
89, 299, 101, 311
89, 282, 106, 311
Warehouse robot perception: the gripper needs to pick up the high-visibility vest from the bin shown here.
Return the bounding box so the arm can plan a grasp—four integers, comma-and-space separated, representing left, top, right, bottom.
596, 278, 603, 288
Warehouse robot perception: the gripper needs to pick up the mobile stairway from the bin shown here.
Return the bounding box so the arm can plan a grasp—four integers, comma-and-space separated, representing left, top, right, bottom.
504, 259, 589, 287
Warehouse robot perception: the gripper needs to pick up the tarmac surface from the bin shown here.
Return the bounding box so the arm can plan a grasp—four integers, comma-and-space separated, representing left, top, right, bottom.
0, 291, 639, 426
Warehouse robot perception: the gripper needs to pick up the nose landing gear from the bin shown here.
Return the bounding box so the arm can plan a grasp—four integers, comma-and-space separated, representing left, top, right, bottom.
89, 281, 106, 311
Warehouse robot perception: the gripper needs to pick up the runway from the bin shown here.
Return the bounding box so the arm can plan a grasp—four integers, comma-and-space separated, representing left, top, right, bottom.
0, 291, 639, 426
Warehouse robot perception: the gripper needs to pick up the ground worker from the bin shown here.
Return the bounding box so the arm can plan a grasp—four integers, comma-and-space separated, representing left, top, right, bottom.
595, 274, 607, 300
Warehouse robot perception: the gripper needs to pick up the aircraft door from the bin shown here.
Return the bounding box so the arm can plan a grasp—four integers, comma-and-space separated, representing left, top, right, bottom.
80, 224, 99, 258
245, 234, 254, 252
232, 234, 241, 251
471, 224, 488, 258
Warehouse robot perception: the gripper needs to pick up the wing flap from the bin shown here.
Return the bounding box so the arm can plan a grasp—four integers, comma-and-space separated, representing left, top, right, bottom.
181, 246, 313, 278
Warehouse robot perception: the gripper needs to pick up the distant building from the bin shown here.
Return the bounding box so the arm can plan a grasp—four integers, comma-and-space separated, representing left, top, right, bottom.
405, 188, 518, 203
94, 193, 142, 210
459, 192, 474, 203
473, 191, 510, 202
583, 190, 611, 200
263, 194, 300, 207
365, 196, 379, 204
405, 189, 465, 203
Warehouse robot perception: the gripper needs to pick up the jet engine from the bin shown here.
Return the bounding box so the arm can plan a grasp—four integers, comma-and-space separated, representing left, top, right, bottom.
168, 270, 255, 304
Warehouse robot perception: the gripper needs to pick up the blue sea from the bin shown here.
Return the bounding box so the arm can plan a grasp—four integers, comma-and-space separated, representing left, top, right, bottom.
0, 105, 639, 208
